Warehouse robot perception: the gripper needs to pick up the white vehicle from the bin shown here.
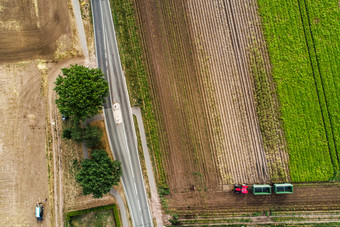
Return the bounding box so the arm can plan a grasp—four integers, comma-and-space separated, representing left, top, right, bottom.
113, 102, 123, 125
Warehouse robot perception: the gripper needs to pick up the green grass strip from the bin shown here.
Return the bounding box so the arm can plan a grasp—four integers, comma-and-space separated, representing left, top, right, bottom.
109, 0, 167, 188
112, 203, 121, 227
65, 204, 120, 226
257, 0, 334, 181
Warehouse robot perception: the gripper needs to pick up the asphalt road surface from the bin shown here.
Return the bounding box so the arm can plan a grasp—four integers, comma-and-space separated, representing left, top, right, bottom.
91, 0, 153, 226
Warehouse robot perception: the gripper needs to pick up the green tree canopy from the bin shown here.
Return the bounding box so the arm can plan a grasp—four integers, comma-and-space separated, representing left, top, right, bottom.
54, 65, 109, 122
76, 150, 122, 198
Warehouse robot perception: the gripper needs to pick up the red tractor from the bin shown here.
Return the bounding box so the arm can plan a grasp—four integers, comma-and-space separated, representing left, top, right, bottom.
234, 184, 248, 194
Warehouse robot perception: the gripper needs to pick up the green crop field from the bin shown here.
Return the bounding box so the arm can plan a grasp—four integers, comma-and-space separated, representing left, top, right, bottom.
303, 0, 340, 163
258, 0, 339, 182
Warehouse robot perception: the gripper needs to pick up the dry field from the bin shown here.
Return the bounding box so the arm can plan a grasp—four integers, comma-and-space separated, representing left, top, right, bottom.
135, 0, 289, 193
0, 61, 51, 226
0, 0, 90, 226
0, 0, 71, 62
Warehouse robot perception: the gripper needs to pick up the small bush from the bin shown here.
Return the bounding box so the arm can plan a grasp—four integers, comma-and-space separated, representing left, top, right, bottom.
169, 214, 180, 225
159, 186, 170, 197
83, 125, 103, 148
70, 126, 83, 143
62, 128, 72, 139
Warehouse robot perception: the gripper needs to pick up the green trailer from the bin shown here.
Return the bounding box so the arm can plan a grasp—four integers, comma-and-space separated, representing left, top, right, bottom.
252, 184, 272, 195
274, 183, 293, 194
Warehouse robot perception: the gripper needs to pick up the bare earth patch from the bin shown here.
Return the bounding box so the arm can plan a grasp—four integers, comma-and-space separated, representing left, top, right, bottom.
0, 61, 50, 226
0, 0, 104, 226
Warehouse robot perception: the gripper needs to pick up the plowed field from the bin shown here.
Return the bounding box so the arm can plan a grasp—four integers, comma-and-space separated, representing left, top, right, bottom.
135, 0, 289, 192
131, 0, 340, 218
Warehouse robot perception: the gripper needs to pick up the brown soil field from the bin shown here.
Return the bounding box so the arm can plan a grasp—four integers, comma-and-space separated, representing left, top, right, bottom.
0, 0, 100, 226
133, 0, 340, 217
0, 0, 72, 62
135, 0, 289, 191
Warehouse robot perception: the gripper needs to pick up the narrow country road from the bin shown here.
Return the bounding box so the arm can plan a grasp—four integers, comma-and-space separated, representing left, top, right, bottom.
91, 0, 153, 226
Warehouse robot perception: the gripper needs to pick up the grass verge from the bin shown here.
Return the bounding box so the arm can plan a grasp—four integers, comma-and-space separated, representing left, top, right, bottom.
65, 204, 120, 227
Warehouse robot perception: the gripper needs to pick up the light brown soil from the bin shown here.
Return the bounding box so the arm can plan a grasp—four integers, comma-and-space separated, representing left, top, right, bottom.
0, 0, 78, 62
0, 61, 51, 226
0, 0, 95, 225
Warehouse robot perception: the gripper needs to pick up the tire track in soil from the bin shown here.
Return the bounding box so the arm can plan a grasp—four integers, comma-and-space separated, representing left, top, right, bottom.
184, 0, 228, 187
182, 1, 224, 190
170, 0, 217, 190
183, 0, 269, 184
223, 0, 269, 183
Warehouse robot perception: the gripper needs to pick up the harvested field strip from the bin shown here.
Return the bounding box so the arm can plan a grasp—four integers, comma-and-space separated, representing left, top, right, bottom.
130, 0, 291, 199
302, 0, 340, 162
258, 0, 336, 181
109, 0, 168, 187
185, 0, 262, 184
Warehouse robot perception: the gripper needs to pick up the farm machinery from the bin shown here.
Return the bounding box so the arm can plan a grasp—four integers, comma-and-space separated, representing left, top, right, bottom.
233, 184, 248, 194
35, 199, 47, 221
233, 183, 293, 195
